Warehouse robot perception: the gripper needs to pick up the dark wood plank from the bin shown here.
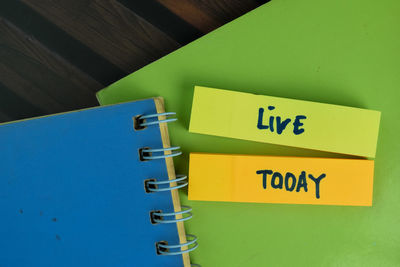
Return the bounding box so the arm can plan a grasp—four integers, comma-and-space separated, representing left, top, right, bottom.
23, 0, 180, 73
0, 0, 266, 122
192, 0, 268, 23
0, 80, 45, 121
156, 0, 221, 33
0, 18, 100, 117
0, 19, 101, 93
0, 0, 127, 85
0, 64, 64, 113
117, 0, 203, 44
157, 0, 268, 33
0, 110, 13, 123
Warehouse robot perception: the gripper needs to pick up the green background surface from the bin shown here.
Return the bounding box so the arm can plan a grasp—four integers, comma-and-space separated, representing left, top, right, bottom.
97, 0, 400, 266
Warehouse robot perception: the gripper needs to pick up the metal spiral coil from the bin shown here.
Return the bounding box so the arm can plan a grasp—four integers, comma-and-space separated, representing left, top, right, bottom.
139, 111, 199, 265
150, 205, 193, 224
156, 234, 199, 256
140, 146, 182, 160
138, 112, 178, 127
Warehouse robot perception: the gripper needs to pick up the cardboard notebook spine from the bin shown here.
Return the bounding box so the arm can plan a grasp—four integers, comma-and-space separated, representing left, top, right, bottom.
136, 98, 198, 267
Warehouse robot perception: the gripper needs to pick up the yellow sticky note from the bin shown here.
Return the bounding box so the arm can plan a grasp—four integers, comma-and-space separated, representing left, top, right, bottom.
189, 153, 374, 206
189, 86, 381, 158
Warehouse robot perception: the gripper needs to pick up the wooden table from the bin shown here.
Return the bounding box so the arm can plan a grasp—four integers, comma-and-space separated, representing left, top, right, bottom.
0, 0, 267, 123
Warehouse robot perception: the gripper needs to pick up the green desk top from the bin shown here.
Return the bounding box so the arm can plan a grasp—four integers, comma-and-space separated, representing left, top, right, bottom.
97, 0, 400, 265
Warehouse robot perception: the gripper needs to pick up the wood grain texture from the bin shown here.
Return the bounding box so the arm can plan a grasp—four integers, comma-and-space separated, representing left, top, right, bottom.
157, 0, 267, 33
117, 0, 203, 44
0, 80, 45, 120
157, 0, 220, 33
0, 18, 100, 115
0, 64, 63, 113
0, 19, 101, 94
22, 0, 180, 73
1, 0, 265, 122
0, 0, 127, 86
0, 111, 11, 123
192, 0, 266, 22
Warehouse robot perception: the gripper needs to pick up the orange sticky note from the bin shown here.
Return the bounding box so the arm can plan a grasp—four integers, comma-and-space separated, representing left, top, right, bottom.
189, 153, 374, 206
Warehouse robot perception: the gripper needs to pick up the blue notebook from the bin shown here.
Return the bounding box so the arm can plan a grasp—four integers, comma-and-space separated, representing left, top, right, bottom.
0, 98, 196, 267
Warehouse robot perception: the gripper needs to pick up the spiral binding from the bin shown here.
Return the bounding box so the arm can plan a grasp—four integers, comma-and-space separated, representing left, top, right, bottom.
139, 112, 177, 126
138, 111, 199, 265
141, 147, 182, 160
145, 175, 188, 192
156, 234, 198, 256
151, 205, 193, 224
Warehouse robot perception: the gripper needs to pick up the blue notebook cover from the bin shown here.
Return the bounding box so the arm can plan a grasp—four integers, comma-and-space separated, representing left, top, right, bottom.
0, 99, 187, 266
